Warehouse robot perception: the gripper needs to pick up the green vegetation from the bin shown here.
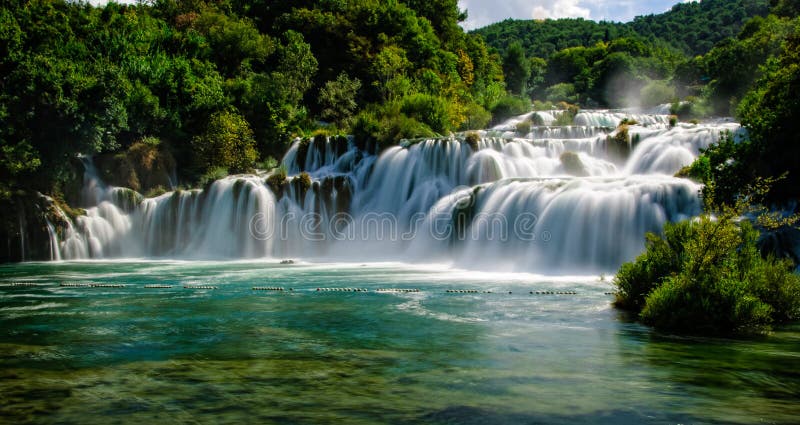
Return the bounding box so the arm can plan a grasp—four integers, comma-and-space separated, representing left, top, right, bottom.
474, 0, 771, 109
0, 0, 504, 204
614, 189, 800, 335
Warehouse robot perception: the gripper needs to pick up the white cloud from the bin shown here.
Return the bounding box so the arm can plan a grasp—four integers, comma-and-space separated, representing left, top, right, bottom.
532, 0, 590, 20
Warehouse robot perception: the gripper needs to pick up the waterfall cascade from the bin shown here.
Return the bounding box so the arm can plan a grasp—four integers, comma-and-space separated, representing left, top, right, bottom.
49, 108, 743, 272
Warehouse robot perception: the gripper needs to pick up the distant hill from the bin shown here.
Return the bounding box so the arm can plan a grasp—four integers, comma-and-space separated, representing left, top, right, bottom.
473, 0, 770, 58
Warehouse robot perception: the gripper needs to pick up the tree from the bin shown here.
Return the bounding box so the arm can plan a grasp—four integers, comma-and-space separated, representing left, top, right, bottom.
319, 73, 361, 128
502, 42, 530, 96
191, 110, 258, 173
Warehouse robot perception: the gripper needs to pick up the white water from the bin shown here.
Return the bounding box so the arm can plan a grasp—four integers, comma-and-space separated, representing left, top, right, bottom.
50, 110, 738, 273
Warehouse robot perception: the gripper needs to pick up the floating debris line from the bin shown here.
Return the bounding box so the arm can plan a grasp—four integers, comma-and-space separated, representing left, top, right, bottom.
144, 285, 173, 289
446, 289, 492, 293
184, 285, 217, 290
252, 287, 289, 291
60, 282, 93, 287
1, 282, 45, 287
316, 288, 368, 292
375, 288, 420, 293
530, 291, 577, 295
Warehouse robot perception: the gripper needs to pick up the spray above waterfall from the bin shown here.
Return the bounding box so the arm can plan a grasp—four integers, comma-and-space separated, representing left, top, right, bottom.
45, 108, 740, 273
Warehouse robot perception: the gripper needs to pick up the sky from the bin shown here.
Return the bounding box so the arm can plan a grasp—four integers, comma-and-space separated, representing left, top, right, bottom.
458, 0, 696, 30
87, 0, 695, 30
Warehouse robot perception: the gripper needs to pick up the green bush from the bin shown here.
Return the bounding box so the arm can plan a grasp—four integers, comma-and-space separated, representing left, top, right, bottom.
265, 166, 287, 196
198, 166, 229, 188
191, 111, 259, 174
615, 214, 800, 335
292, 172, 312, 195
464, 131, 480, 152
640, 80, 676, 106
460, 102, 492, 131
532, 100, 554, 111
545, 83, 578, 103
490, 95, 531, 123
515, 120, 531, 135
614, 220, 693, 311
399, 93, 452, 134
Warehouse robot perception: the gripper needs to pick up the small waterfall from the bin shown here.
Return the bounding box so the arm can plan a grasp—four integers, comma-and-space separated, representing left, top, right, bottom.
44, 217, 62, 261
47, 109, 738, 272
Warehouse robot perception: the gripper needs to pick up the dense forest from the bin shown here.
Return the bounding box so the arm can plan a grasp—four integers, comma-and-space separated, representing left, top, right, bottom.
0, 0, 505, 203
1, 0, 796, 203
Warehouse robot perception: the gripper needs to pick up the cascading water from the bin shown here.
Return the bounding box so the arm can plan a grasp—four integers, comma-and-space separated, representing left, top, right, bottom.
47, 108, 740, 272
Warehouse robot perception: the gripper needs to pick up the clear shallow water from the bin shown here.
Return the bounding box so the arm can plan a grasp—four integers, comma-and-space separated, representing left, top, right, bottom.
1, 261, 799, 424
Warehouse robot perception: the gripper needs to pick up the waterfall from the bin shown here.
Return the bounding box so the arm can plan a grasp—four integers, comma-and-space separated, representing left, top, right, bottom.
50, 110, 737, 272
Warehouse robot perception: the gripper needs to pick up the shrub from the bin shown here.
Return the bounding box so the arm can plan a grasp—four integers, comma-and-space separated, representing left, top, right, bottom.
490, 95, 531, 123
144, 185, 167, 198
545, 83, 578, 103
399, 93, 452, 134
460, 102, 492, 131
351, 112, 381, 152
530, 113, 545, 126
198, 166, 229, 187
515, 120, 531, 135
608, 124, 631, 159
265, 166, 287, 196
615, 210, 800, 335
191, 110, 258, 174
640, 80, 676, 106
668, 115, 678, 127
292, 172, 312, 196
464, 131, 480, 152
256, 156, 279, 171
377, 115, 436, 149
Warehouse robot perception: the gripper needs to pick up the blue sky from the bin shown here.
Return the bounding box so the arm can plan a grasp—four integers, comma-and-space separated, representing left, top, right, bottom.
458, 0, 696, 30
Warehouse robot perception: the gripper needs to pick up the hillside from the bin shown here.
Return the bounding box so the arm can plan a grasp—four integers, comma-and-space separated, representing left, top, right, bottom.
474, 0, 770, 58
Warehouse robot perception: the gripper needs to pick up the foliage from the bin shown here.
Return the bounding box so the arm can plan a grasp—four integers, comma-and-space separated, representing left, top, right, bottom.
615, 189, 800, 335
475, 1, 769, 58
640, 80, 676, 106
191, 111, 258, 174
489, 95, 531, 123
198, 167, 229, 188
736, 22, 800, 202
319, 73, 362, 128
515, 120, 531, 135
502, 42, 530, 95
265, 166, 287, 195
399, 93, 453, 134
464, 131, 480, 152
0, 0, 500, 203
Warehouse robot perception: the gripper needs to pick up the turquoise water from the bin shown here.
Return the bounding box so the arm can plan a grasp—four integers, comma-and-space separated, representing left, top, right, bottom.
1, 261, 799, 424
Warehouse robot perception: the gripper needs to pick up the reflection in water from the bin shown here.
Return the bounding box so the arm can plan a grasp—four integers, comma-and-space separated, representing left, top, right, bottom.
1, 261, 799, 424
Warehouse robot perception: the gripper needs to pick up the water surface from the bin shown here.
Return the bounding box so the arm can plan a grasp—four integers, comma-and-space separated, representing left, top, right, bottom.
1, 261, 798, 424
